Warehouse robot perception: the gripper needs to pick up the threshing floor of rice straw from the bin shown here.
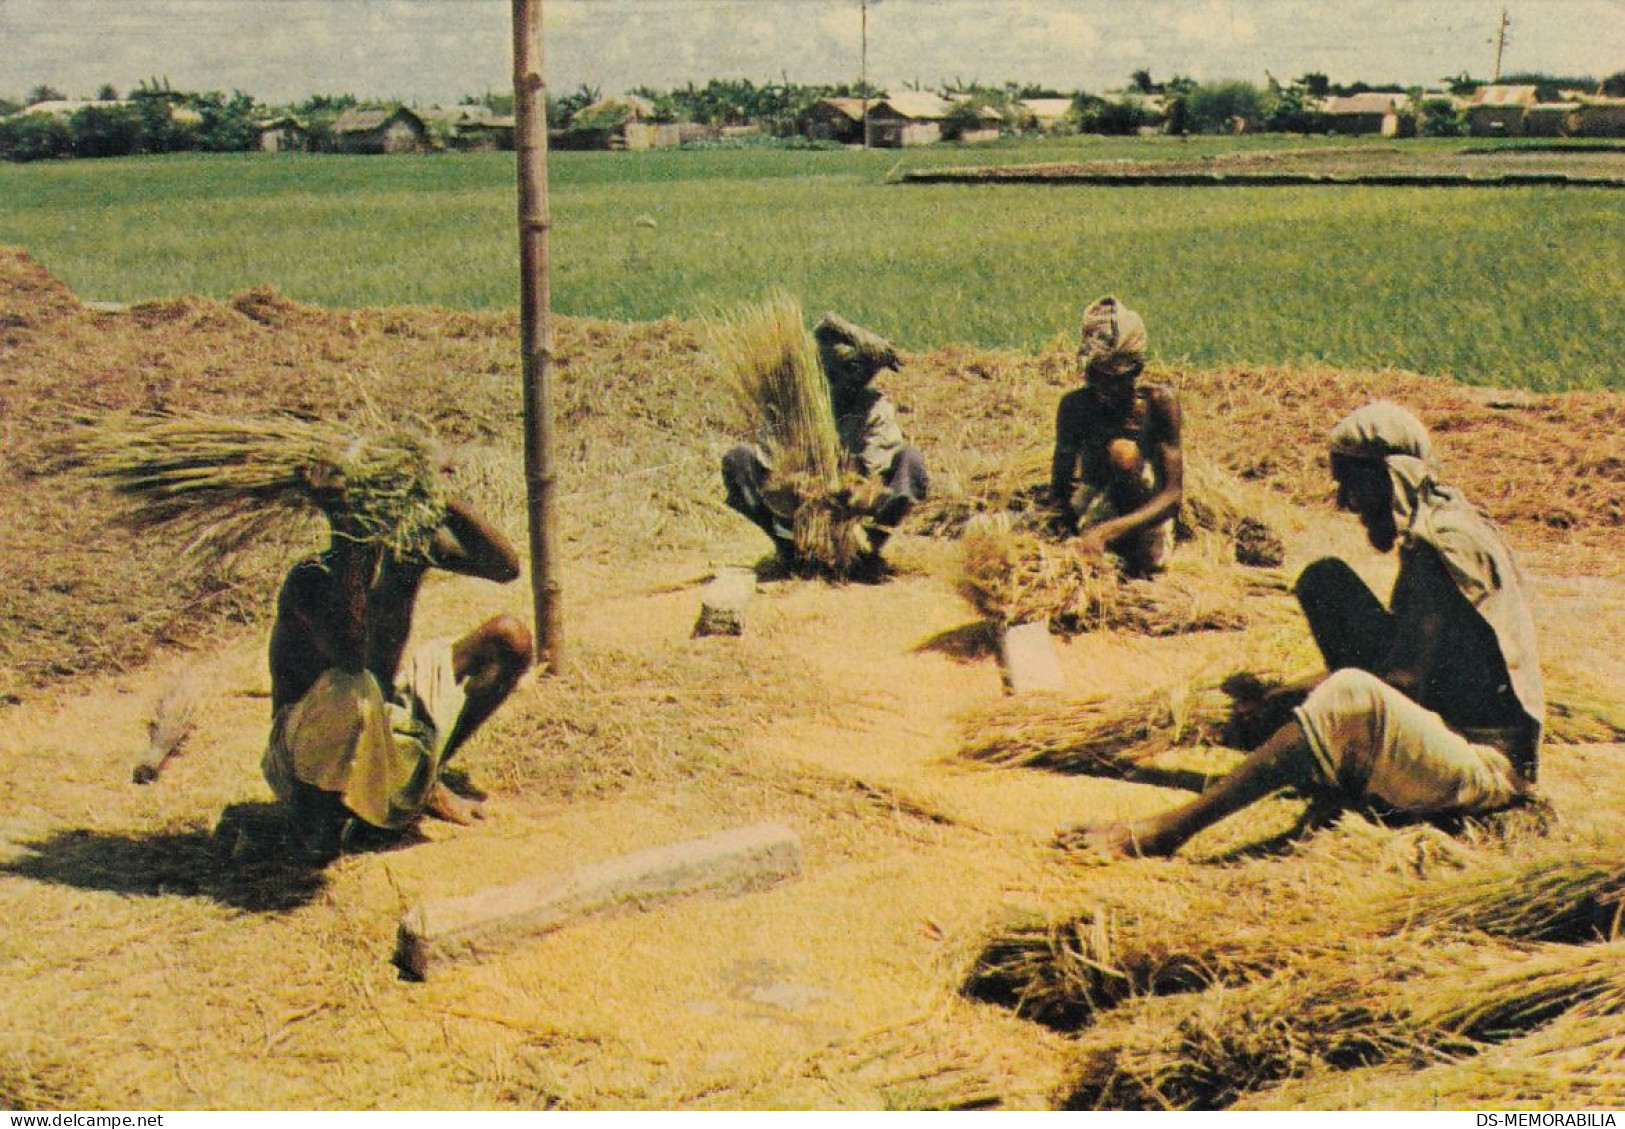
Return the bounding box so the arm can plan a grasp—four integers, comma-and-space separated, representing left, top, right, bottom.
2, 248, 1623, 1107
3, 524, 1623, 1109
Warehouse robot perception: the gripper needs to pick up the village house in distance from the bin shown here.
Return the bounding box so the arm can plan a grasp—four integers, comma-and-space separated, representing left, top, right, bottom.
3, 77, 1622, 162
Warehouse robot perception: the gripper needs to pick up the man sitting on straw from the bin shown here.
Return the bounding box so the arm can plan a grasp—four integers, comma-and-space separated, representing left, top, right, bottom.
722, 311, 929, 571
1062, 402, 1545, 858
265, 481, 533, 861
1050, 296, 1184, 577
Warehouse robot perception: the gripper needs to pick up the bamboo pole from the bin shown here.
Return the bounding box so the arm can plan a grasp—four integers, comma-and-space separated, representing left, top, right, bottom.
513, 0, 561, 672
861, 0, 869, 149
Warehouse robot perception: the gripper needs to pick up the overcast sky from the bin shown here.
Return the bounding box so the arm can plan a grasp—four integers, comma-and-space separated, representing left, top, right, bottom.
2, 0, 1620, 105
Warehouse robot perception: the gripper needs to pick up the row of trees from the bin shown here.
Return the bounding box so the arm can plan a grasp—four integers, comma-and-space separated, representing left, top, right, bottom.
7, 67, 1622, 162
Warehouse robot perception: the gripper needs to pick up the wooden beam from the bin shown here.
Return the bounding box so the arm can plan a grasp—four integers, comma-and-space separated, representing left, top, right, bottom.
395, 822, 803, 979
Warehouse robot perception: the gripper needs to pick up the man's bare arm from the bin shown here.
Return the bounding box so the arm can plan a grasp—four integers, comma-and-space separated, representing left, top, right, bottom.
1050, 396, 1081, 510
427, 498, 521, 583
1080, 389, 1185, 548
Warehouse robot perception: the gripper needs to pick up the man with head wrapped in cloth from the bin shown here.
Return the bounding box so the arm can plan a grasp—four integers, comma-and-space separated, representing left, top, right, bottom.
721, 312, 929, 576
1050, 296, 1184, 577
1062, 401, 1545, 858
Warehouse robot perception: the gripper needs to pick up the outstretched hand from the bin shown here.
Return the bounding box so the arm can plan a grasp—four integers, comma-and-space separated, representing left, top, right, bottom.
1074, 526, 1112, 556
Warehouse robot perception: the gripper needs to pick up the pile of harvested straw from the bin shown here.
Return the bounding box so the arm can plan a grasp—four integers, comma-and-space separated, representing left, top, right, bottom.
964, 900, 1297, 1030
1065, 939, 1625, 1110
66, 411, 447, 561
960, 681, 1242, 774
710, 294, 882, 573
1383, 856, 1625, 943
958, 515, 1256, 635
915, 447, 1052, 539
921, 445, 1289, 569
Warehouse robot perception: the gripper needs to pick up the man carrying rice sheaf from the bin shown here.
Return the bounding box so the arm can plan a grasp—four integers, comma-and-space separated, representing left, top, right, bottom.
265, 468, 533, 862
1050, 296, 1184, 577
1063, 402, 1545, 859
722, 311, 929, 575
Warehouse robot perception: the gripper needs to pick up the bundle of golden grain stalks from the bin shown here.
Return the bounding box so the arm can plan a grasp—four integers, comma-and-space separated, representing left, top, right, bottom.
960, 679, 1249, 775
709, 294, 884, 574
65, 411, 447, 562
958, 514, 1272, 635
1063, 938, 1625, 1110
921, 444, 1289, 569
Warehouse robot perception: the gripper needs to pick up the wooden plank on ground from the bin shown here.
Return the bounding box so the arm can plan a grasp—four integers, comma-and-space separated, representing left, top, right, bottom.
395, 821, 802, 979
998, 621, 1065, 695
693, 566, 756, 637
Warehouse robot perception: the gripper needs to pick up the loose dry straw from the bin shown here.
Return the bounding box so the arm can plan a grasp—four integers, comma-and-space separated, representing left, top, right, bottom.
65, 411, 447, 562
958, 514, 1273, 635
960, 680, 1244, 774
921, 445, 1291, 569
1064, 939, 1625, 1110
708, 293, 883, 572
710, 292, 842, 486
1383, 856, 1625, 943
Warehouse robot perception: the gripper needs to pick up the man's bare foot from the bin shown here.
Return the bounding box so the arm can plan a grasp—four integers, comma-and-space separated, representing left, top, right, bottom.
426, 781, 488, 825
1054, 820, 1165, 860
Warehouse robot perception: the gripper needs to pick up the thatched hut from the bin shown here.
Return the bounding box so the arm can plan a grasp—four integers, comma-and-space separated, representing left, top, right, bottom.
1574, 97, 1625, 138
866, 92, 952, 147
1018, 98, 1075, 134
255, 116, 309, 153
1465, 85, 1537, 137
1321, 92, 1410, 137
801, 97, 867, 145
330, 106, 429, 154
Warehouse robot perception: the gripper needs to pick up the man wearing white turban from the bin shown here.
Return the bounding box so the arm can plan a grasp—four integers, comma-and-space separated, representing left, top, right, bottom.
1063, 401, 1544, 859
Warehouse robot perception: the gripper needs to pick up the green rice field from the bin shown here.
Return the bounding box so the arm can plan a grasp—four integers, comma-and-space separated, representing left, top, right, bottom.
2, 135, 1620, 389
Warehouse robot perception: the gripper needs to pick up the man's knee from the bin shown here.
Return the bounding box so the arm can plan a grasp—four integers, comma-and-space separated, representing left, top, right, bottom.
457, 614, 533, 686
1294, 556, 1365, 609
1308, 667, 1388, 713
722, 444, 760, 487
888, 446, 930, 501
1105, 437, 1145, 479
486, 614, 534, 669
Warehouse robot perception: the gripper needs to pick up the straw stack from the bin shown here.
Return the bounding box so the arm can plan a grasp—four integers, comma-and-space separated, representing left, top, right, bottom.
958, 515, 1255, 635
67, 411, 448, 562
710, 294, 883, 573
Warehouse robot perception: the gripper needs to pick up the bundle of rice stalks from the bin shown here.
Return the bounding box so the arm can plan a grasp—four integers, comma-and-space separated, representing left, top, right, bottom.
64, 411, 447, 562
968, 817, 1523, 1041
711, 293, 842, 483
1383, 855, 1625, 943
1065, 939, 1625, 1110
709, 294, 881, 573
959, 681, 1240, 774
1241, 1009, 1625, 1110
963, 903, 1289, 1031
958, 514, 1253, 635
762, 469, 886, 573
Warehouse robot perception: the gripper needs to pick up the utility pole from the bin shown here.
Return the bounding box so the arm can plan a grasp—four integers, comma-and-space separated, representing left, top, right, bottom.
861, 0, 870, 149
513, 0, 561, 673
1493, 8, 1511, 83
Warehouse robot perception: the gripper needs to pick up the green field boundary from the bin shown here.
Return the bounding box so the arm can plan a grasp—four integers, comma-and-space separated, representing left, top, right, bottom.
901, 169, 1625, 188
